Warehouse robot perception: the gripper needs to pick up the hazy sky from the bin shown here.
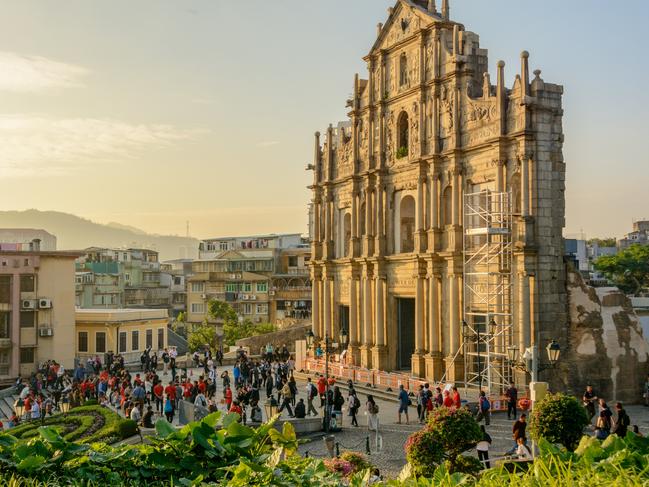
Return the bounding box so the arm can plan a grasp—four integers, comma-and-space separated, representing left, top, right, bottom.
0, 0, 646, 240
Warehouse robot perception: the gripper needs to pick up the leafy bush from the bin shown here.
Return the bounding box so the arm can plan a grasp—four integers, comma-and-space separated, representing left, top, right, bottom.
83, 399, 98, 406
529, 393, 589, 451
117, 419, 139, 439
445, 454, 482, 476
405, 429, 444, 476
323, 458, 353, 477
340, 451, 373, 474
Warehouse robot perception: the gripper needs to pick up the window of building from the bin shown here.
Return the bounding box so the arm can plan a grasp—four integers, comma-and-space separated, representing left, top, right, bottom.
78, 331, 88, 352
219, 242, 228, 251
399, 53, 408, 86
442, 186, 453, 226
20, 347, 34, 364
191, 303, 205, 314
19, 275, 35, 293
400, 195, 416, 253
146, 329, 153, 349
157, 328, 164, 349
96, 332, 106, 353
225, 283, 237, 293
131, 330, 139, 351
243, 303, 253, 315
173, 277, 182, 285
119, 332, 127, 353
242, 283, 252, 292
256, 282, 268, 293
256, 304, 268, 314
0, 276, 10, 304
0, 311, 9, 339
20, 311, 35, 328
288, 256, 298, 267
191, 282, 204, 293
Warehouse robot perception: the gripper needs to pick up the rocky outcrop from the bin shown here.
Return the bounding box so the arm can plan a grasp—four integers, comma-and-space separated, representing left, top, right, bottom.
561, 267, 649, 403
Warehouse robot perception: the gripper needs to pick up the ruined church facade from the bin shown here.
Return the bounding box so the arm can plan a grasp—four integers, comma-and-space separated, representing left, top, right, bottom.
309, 0, 566, 386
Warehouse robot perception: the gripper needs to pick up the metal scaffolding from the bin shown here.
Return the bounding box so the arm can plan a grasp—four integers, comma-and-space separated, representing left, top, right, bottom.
462, 190, 514, 393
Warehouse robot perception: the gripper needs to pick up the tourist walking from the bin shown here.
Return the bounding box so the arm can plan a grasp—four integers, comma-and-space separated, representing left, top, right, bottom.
367, 395, 379, 431
507, 414, 527, 455
348, 390, 360, 427
397, 384, 410, 424
582, 385, 598, 423
306, 377, 318, 416
416, 385, 427, 424
505, 382, 518, 420
477, 391, 491, 426
278, 379, 294, 417
163, 395, 174, 423
476, 425, 492, 468
612, 402, 630, 437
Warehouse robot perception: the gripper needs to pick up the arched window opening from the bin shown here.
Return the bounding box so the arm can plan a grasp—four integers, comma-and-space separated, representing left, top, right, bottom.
400, 195, 416, 253
360, 202, 366, 237
510, 174, 522, 215
399, 53, 408, 86
343, 212, 352, 257
442, 186, 453, 226
397, 111, 409, 159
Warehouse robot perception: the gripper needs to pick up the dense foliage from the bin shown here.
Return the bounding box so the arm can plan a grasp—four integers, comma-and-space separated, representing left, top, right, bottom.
529, 393, 589, 451
406, 406, 481, 476
6, 405, 136, 444
594, 243, 649, 294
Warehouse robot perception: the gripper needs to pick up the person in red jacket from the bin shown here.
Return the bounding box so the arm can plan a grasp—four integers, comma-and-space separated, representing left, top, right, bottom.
153, 382, 164, 413
164, 381, 176, 413
443, 390, 454, 408
317, 375, 327, 408
224, 385, 233, 409
452, 387, 461, 409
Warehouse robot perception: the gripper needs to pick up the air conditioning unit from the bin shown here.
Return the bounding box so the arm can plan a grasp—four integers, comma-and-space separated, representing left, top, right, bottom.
39, 328, 53, 337
242, 295, 249, 301
250, 295, 257, 300
236, 274, 242, 279
21, 299, 37, 310
38, 298, 52, 309
269, 290, 275, 296
200, 294, 207, 300
230, 274, 237, 279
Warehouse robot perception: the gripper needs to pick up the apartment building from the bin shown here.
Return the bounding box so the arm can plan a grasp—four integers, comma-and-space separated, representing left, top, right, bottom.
619, 221, 649, 250
160, 259, 193, 318
0, 244, 80, 382
75, 247, 170, 310
187, 234, 310, 328
0, 229, 57, 252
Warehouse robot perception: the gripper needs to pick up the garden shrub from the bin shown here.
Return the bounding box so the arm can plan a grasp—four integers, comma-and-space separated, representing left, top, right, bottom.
117, 419, 139, 439
529, 392, 589, 451
340, 451, 373, 474
405, 429, 445, 476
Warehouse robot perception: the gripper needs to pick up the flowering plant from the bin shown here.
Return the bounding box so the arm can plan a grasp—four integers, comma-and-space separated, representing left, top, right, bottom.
323, 458, 353, 477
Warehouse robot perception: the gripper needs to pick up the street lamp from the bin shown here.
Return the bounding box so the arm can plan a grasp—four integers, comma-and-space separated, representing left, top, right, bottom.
546, 340, 561, 365
507, 341, 561, 377
306, 330, 315, 349
338, 326, 348, 350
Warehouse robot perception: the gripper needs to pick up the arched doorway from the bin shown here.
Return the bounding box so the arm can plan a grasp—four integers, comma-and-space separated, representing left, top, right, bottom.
400, 195, 415, 253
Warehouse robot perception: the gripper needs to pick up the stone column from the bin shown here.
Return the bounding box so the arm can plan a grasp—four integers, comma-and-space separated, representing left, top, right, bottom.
360, 275, 373, 368
428, 173, 441, 251
445, 273, 463, 382
415, 175, 426, 252
312, 277, 321, 338
372, 276, 387, 369
374, 184, 384, 256
412, 275, 426, 376
364, 188, 373, 256
425, 272, 443, 380
323, 277, 332, 339
351, 192, 360, 258
349, 277, 360, 365
521, 156, 530, 217
518, 272, 531, 353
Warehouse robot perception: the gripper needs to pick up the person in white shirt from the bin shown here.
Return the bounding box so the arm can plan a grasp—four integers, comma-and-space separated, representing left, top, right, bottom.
516, 436, 533, 460
194, 392, 207, 408
130, 404, 142, 422
31, 401, 41, 420
476, 425, 492, 468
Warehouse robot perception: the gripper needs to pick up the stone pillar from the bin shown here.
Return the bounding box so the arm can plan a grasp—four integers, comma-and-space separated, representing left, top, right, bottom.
519, 272, 531, 353
360, 276, 373, 368
497, 159, 505, 193
428, 173, 441, 251
412, 275, 426, 376
349, 277, 360, 365
374, 185, 384, 256
312, 277, 321, 338
372, 277, 387, 369
323, 277, 332, 339
364, 188, 373, 256
415, 175, 426, 252
425, 273, 443, 380
351, 192, 360, 257
445, 273, 463, 382
521, 156, 530, 217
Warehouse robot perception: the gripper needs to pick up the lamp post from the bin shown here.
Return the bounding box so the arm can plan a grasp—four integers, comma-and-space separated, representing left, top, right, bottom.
507, 340, 561, 381
305, 327, 348, 433
264, 396, 278, 421
14, 398, 24, 421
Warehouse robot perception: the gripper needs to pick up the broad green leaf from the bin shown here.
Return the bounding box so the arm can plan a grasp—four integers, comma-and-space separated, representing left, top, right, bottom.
155, 418, 177, 438
16, 454, 46, 473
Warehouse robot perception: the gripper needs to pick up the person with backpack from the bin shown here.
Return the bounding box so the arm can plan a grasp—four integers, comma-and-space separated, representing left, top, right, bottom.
477, 391, 491, 425
476, 425, 492, 468
397, 384, 410, 425
613, 402, 630, 437
416, 385, 428, 424
306, 377, 318, 416
367, 395, 379, 431
163, 395, 174, 423
348, 389, 360, 427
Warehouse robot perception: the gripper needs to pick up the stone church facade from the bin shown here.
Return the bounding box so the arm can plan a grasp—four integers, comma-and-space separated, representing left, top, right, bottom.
309, 0, 566, 387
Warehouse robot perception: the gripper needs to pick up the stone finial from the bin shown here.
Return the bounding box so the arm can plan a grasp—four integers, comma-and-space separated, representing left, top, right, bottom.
483, 72, 491, 98
520, 50, 530, 98
452, 24, 459, 56
315, 131, 321, 138
377, 23, 383, 37
428, 0, 437, 13
533, 69, 542, 79
388, 7, 394, 17
442, 0, 450, 20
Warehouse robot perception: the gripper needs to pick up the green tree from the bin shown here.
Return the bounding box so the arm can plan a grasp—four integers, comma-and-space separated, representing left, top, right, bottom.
207, 299, 238, 324
188, 323, 220, 352
588, 237, 616, 248
529, 392, 589, 451
594, 244, 649, 295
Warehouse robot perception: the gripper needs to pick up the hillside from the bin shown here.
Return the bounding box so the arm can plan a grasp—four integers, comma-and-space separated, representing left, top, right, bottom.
0, 210, 198, 261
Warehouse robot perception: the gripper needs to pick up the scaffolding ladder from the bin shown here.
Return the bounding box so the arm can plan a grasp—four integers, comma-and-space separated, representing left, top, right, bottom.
462, 190, 514, 394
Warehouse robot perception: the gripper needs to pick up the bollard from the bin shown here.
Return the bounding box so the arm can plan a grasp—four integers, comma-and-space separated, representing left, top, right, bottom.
366, 435, 371, 455
335, 442, 340, 458
305, 451, 309, 458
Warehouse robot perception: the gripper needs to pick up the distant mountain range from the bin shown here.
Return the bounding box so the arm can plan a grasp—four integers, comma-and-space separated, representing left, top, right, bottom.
0, 210, 199, 261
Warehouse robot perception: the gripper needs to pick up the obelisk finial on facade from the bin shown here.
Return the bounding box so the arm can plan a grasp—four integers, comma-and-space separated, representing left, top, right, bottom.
442, 0, 449, 20
520, 50, 530, 98
428, 0, 437, 14
497, 60, 506, 135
